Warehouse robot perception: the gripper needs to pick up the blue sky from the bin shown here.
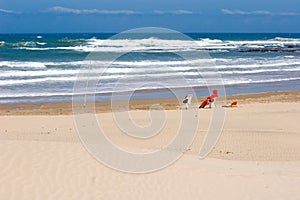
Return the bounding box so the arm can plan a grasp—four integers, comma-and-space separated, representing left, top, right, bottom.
1, 0, 300, 33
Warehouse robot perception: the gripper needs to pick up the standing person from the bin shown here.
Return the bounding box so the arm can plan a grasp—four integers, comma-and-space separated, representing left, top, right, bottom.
183, 94, 192, 110
199, 90, 218, 109
208, 90, 218, 108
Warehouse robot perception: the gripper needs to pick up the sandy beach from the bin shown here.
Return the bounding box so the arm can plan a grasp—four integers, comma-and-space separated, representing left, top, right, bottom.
0, 91, 300, 199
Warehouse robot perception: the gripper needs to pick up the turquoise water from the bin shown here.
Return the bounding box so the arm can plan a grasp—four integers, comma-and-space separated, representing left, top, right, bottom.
0, 33, 300, 104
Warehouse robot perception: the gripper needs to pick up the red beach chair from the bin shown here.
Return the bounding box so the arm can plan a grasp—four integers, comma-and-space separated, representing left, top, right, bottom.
222, 101, 238, 108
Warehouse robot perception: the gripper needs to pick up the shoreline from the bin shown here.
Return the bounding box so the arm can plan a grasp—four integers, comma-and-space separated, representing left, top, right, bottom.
1, 90, 299, 115
1, 79, 300, 104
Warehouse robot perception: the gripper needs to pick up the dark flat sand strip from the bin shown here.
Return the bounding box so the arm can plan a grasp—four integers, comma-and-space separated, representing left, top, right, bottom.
0, 90, 299, 115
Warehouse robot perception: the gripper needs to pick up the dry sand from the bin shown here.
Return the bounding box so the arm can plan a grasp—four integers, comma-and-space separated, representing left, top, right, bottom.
0, 91, 299, 199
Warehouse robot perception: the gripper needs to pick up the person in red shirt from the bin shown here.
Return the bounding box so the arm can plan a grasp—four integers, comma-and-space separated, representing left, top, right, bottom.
199, 90, 218, 109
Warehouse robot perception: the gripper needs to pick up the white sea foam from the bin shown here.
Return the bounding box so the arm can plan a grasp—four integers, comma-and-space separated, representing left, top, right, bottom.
221, 77, 300, 86
36, 42, 46, 45
0, 60, 105, 69
13, 41, 37, 47
216, 61, 300, 70
1, 57, 300, 79
2, 65, 299, 87
0, 76, 299, 99
87, 37, 300, 52
0, 69, 79, 78
284, 56, 295, 59
14, 36, 300, 52
0, 66, 285, 79
0, 77, 77, 86
221, 67, 300, 74
0, 59, 224, 69
0, 92, 73, 99
273, 37, 300, 42
0, 61, 47, 68
249, 77, 300, 84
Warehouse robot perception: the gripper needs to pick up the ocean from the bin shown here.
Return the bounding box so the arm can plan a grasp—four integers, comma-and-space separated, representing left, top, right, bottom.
0, 33, 300, 104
